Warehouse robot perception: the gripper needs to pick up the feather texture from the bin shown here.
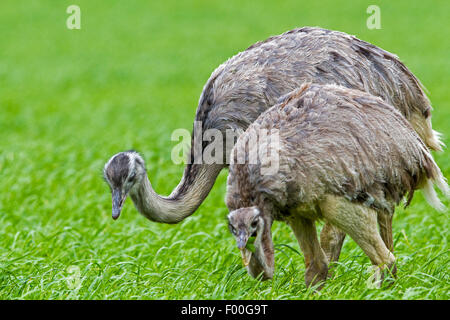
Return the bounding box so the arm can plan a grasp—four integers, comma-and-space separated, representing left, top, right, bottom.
227, 84, 448, 216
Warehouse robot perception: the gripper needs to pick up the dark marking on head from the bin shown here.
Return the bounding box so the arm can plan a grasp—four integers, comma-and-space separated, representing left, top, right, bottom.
105, 153, 130, 187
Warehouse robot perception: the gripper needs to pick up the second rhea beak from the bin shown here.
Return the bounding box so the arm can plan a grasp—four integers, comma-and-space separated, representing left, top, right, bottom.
237, 230, 252, 266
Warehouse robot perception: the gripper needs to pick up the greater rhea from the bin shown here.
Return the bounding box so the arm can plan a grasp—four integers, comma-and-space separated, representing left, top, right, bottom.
104, 27, 443, 265
226, 84, 448, 288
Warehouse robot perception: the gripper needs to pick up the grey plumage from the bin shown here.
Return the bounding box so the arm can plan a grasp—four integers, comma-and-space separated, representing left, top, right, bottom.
104, 27, 443, 225
226, 84, 448, 287
196, 27, 441, 154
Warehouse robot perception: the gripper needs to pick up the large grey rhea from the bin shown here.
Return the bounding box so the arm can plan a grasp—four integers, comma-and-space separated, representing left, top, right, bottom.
103, 27, 443, 264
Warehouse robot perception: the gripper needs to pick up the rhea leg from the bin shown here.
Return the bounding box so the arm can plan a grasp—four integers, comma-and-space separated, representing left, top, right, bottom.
320, 222, 346, 264
320, 212, 394, 270
289, 217, 329, 288
377, 212, 394, 252
320, 196, 396, 287
376, 212, 396, 280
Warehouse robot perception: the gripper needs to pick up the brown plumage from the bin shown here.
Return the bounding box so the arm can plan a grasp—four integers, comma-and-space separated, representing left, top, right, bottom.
226, 84, 448, 288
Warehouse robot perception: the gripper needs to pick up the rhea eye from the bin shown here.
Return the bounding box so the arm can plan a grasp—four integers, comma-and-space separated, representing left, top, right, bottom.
229, 224, 236, 234
251, 220, 258, 228
129, 173, 136, 181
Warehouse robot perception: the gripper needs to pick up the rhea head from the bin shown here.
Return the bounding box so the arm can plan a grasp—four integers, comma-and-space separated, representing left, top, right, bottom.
103, 150, 146, 220
227, 207, 264, 266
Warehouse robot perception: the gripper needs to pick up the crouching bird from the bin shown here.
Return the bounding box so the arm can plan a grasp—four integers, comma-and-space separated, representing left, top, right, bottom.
226, 84, 448, 289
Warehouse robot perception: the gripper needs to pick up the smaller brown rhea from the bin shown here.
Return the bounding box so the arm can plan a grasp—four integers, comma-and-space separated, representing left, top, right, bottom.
226, 83, 448, 289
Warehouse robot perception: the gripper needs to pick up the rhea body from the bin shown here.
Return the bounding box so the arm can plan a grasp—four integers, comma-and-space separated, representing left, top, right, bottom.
103, 27, 443, 263
226, 84, 448, 287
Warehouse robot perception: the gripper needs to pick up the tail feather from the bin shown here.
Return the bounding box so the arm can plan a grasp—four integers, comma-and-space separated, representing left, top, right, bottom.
422, 180, 447, 212
427, 129, 445, 152
421, 153, 449, 212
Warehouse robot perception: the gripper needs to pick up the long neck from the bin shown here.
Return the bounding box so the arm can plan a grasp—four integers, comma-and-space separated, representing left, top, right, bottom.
248, 217, 274, 279
129, 163, 223, 224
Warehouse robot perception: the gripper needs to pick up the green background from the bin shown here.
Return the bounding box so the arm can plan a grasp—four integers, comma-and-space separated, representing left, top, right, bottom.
0, 0, 448, 299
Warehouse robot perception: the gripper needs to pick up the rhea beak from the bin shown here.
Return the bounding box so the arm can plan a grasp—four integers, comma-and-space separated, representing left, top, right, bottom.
112, 188, 127, 220
237, 231, 251, 266
240, 248, 252, 267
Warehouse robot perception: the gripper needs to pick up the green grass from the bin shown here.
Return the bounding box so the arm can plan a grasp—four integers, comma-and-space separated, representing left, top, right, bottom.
0, 0, 448, 299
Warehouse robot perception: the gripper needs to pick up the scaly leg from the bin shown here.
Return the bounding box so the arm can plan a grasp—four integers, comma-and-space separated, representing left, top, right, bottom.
320, 211, 394, 270
377, 211, 396, 280
289, 217, 329, 289
320, 222, 346, 264
377, 211, 394, 252
320, 196, 396, 288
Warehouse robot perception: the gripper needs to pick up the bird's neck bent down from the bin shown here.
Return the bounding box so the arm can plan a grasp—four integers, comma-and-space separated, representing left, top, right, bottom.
248, 216, 274, 279
129, 163, 223, 224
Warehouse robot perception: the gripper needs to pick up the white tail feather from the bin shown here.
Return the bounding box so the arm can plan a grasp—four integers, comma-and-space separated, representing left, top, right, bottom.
432, 129, 445, 149
422, 175, 449, 212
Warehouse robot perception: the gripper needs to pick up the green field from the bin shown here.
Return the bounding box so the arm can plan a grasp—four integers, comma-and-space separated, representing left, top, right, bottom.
0, 0, 448, 299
